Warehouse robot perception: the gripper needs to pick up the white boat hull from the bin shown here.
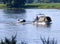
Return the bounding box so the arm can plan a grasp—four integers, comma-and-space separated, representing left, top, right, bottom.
32, 22, 48, 25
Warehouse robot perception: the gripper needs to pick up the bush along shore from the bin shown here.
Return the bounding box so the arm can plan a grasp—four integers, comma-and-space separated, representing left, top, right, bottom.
0, 4, 6, 9
25, 3, 60, 9
0, 3, 60, 9
0, 36, 57, 44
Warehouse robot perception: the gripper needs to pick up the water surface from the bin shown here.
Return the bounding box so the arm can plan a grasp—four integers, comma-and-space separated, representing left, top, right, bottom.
0, 9, 60, 44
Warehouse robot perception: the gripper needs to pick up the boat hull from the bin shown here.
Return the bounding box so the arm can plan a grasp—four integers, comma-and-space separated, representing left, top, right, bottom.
32, 21, 51, 25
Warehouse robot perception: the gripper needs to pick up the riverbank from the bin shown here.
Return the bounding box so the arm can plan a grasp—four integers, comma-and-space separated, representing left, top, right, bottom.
0, 4, 6, 9
25, 3, 60, 9
0, 3, 60, 9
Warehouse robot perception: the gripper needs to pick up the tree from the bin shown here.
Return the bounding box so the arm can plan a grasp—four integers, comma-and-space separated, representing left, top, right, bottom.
26, 0, 34, 3
6, 0, 26, 8
2, 0, 9, 4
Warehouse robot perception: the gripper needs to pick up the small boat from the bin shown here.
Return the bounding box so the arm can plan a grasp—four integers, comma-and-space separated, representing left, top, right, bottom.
33, 16, 52, 25
17, 16, 52, 26
17, 19, 26, 23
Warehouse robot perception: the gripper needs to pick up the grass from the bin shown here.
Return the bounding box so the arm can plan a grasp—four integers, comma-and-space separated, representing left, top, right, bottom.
25, 3, 60, 9
0, 4, 6, 9
0, 35, 16, 44
0, 3, 60, 9
0, 35, 27, 44
0, 36, 57, 44
41, 37, 57, 44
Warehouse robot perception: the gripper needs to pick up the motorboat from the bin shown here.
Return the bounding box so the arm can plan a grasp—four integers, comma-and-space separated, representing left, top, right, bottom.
33, 16, 52, 25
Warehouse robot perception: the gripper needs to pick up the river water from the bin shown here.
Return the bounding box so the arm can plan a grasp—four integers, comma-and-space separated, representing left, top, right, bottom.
0, 9, 60, 44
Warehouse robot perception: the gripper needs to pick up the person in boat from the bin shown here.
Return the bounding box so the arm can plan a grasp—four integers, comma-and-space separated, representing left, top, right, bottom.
33, 16, 39, 22
33, 16, 52, 23
45, 16, 52, 22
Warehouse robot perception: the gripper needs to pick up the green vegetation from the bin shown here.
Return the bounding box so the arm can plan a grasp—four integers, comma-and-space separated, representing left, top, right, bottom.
25, 3, 60, 9
1, 0, 26, 8
0, 36, 57, 44
0, 35, 27, 44
26, 0, 60, 3
41, 37, 57, 44
0, 4, 6, 9
0, 0, 60, 9
0, 35, 16, 44
0, 3, 60, 9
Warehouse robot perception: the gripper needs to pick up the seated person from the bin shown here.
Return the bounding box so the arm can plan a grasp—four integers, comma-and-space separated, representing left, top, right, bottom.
33, 16, 39, 22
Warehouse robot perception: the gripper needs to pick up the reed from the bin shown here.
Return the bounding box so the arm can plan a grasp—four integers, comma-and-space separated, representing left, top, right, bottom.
41, 37, 57, 44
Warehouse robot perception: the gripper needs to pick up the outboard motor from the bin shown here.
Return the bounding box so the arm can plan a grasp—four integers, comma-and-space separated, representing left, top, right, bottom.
21, 19, 26, 22
46, 16, 52, 22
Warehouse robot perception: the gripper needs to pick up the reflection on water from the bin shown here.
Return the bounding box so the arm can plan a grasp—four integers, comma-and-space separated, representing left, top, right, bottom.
0, 9, 60, 44
4, 9, 26, 14
3, 9, 26, 19
34, 23, 51, 28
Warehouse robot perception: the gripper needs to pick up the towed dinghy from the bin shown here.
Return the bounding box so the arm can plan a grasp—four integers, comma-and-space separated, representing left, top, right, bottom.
17, 19, 26, 23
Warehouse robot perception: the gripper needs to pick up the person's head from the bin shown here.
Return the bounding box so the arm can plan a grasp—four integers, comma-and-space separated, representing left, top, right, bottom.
18, 19, 20, 21
36, 16, 38, 17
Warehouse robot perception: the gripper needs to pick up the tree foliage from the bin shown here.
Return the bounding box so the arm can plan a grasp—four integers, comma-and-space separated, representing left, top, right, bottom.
26, 0, 60, 3
1, 0, 60, 8
2, 0, 26, 8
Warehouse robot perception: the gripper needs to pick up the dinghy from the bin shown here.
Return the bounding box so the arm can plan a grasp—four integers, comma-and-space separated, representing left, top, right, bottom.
17, 19, 26, 23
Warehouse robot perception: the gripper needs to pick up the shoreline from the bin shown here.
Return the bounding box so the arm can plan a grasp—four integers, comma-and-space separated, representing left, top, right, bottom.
0, 3, 60, 9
